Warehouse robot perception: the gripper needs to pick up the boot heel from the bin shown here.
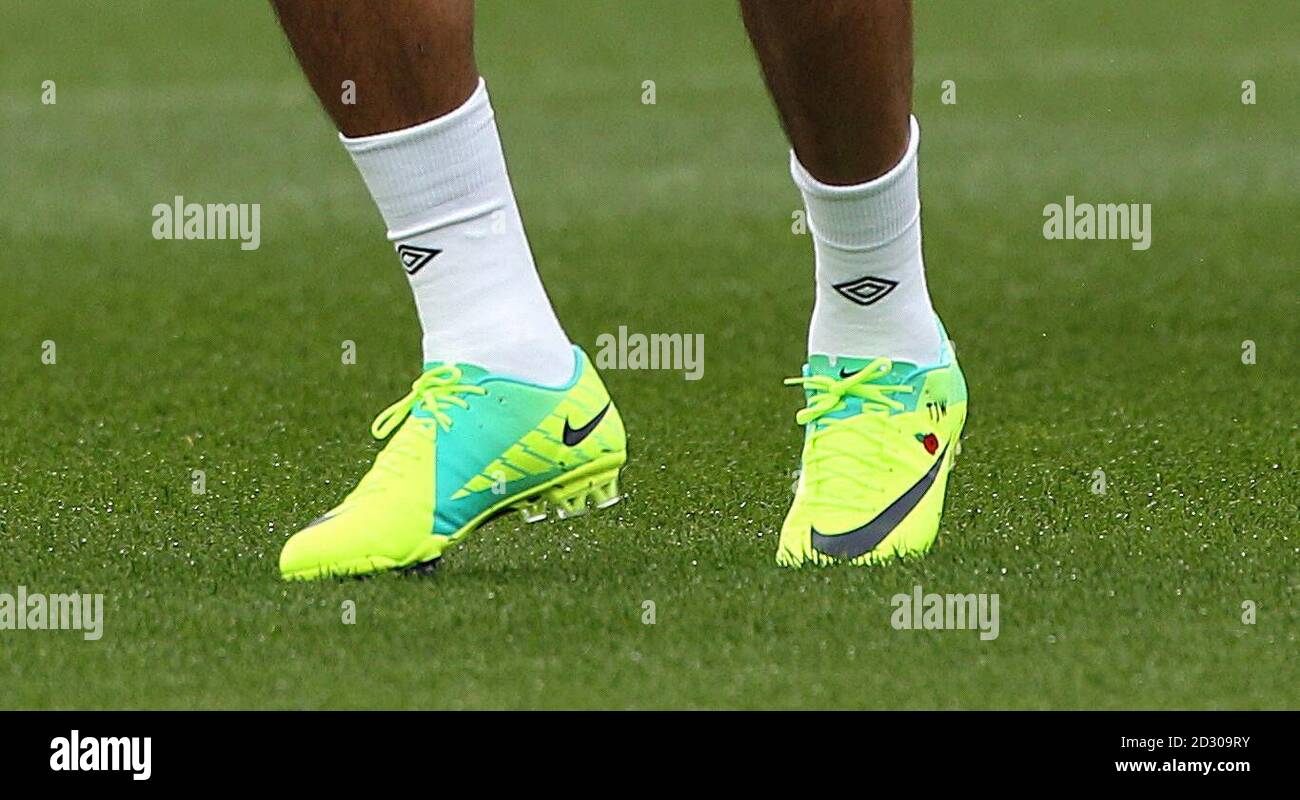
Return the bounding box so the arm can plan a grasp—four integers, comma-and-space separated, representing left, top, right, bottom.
512, 464, 624, 523
550, 467, 622, 519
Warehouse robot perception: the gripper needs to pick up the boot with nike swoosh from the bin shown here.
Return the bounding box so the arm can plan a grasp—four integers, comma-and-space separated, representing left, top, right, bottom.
778, 321, 967, 567
280, 347, 627, 580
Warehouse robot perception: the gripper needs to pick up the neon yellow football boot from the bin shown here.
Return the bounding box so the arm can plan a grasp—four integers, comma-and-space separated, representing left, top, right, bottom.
778, 324, 967, 567
280, 347, 627, 580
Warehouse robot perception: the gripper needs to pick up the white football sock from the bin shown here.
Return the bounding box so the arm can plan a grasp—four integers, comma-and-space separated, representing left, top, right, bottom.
791, 115, 943, 366
342, 78, 574, 385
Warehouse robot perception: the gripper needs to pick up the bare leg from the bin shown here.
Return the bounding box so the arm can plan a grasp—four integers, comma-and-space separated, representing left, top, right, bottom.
739, 0, 941, 364
739, 0, 912, 184
269, 0, 478, 137
265, 0, 573, 382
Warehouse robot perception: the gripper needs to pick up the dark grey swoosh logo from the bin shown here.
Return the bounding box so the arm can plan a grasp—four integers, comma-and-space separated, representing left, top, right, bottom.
562, 402, 610, 446
303, 511, 340, 530
810, 443, 948, 559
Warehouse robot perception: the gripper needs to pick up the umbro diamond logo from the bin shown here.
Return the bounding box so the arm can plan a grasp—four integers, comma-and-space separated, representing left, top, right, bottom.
833, 275, 898, 306
396, 244, 441, 275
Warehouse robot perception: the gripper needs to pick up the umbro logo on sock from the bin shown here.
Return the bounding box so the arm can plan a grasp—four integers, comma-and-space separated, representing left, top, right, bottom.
395, 244, 441, 275
833, 275, 898, 306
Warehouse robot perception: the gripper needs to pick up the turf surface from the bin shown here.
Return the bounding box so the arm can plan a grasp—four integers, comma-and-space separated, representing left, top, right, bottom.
1, 0, 1296, 709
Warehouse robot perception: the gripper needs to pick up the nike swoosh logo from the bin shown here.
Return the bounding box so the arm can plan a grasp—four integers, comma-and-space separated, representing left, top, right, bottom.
303, 511, 340, 530
810, 443, 949, 559
562, 402, 610, 446
839, 367, 861, 379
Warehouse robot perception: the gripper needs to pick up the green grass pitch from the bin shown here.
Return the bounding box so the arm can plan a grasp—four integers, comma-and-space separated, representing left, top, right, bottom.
1, 0, 1295, 709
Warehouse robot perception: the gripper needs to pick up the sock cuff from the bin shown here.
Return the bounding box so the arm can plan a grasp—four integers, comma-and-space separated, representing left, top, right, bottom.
790, 115, 921, 250
341, 78, 506, 240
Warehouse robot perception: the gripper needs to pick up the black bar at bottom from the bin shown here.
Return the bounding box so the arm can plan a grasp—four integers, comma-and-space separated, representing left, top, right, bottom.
1, 710, 1285, 786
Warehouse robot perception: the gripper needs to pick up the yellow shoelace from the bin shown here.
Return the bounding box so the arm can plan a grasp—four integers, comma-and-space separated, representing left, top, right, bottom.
785, 358, 915, 497
784, 357, 913, 425
370, 365, 487, 439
